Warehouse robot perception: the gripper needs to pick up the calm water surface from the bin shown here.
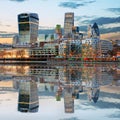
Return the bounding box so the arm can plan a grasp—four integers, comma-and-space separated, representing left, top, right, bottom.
0, 63, 120, 120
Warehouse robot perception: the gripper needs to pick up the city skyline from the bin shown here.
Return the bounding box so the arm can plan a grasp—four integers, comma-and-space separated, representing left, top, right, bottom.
0, 0, 120, 34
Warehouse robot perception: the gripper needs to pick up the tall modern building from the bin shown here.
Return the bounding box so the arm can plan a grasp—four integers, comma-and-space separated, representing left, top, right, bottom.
92, 22, 100, 39
87, 25, 92, 38
64, 12, 74, 38
83, 22, 101, 59
18, 13, 39, 46
87, 23, 100, 39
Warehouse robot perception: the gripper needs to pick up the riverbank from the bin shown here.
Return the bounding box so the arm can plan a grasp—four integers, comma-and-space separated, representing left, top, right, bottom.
0, 60, 119, 65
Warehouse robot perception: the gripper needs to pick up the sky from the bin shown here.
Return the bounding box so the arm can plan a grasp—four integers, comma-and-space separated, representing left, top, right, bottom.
0, 0, 120, 34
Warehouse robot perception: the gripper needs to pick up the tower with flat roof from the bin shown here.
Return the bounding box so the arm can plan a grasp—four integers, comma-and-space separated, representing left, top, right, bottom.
64, 12, 74, 38
18, 13, 39, 47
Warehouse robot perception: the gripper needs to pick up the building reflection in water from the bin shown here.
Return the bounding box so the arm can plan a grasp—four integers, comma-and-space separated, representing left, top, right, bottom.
85, 66, 100, 103
0, 63, 120, 114
18, 77, 39, 113
64, 85, 74, 113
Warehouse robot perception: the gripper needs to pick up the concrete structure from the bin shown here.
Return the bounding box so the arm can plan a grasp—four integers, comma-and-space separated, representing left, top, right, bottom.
29, 45, 58, 59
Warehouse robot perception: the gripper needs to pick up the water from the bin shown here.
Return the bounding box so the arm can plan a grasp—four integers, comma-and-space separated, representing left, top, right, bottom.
0, 63, 120, 120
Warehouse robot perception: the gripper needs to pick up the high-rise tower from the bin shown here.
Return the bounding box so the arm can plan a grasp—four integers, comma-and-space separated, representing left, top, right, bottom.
87, 25, 92, 38
92, 22, 100, 39
64, 12, 74, 38
18, 13, 39, 47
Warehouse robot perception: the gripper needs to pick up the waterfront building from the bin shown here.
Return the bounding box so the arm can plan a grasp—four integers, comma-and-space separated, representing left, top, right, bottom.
83, 23, 101, 59
59, 40, 82, 59
29, 43, 58, 60
100, 40, 113, 56
18, 79, 39, 112
18, 13, 39, 47
64, 12, 74, 38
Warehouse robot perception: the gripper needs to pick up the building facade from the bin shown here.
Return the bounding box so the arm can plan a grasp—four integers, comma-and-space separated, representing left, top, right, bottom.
59, 40, 82, 59
82, 23, 101, 59
64, 12, 74, 38
100, 40, 113, 56
18, 13, 39, 47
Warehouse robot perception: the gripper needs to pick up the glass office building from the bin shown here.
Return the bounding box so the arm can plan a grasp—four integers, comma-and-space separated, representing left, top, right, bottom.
64, 12, 74, 38
18, 13, 39, 46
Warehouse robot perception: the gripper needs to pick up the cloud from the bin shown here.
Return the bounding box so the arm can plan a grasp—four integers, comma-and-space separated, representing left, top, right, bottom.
6, 25, 11, 27
0, 31, 8, 34
106, 8, 120, 15
75, 15, 95, 21
59, 0, 96, 9
81, 17, 120, 25
59, 2, 84, 9
100, 27, 120, 34
90, 17, 120, 25
83, 0, 96, 4
9, 0, 27, 2
0, 22, 11, 27
74, 15, 97, 27
76, 16, 120, 34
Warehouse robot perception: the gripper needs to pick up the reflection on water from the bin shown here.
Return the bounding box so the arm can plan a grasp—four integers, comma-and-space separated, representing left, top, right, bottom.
18, 79, 39, 113
0, 63, 120, 119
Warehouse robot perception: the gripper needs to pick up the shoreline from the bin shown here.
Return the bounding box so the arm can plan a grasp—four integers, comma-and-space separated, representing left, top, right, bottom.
0, 60, 119, 64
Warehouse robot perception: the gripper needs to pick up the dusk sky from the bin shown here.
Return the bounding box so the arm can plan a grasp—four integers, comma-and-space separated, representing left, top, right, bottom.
0, 0, 120, 33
